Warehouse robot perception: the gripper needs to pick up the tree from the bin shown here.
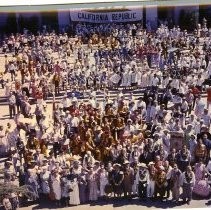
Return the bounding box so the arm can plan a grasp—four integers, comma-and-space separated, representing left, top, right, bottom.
0, 169, 36, 202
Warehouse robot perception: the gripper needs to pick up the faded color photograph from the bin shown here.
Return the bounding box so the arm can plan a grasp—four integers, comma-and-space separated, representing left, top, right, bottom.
0, 1, 211, 210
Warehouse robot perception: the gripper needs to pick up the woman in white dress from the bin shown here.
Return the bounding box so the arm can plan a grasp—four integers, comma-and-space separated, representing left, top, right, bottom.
99, 166, 109, 197
40, 166, 50, 199
69, 178, 80, 206
61, 172, 71, 207
121, 70, 128, 87
141, 71, 149, 88
87, 167, 99, 201
195, 95, 205, 118
51, 171, 62, 206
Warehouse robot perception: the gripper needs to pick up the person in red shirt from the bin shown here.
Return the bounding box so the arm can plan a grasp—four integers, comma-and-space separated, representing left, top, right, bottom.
206, 86, 211, 109
54, 61, 61, 75
190, 85, 201, 109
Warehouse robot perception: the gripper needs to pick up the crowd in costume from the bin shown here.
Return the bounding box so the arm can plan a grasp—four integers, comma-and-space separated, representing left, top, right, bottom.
1, 18, 211, 209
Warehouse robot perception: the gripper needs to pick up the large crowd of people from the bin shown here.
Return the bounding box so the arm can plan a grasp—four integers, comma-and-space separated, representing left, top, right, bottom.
1, 17, 211, 209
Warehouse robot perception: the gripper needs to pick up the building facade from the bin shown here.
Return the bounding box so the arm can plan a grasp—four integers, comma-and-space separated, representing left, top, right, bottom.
0, 4, 210, 34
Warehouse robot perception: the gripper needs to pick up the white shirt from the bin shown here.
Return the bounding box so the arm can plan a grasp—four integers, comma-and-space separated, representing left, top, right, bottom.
151, 77, 159, 86
202, 114, 211, 126
71, 117, 80, 127
62, 98, 71, 108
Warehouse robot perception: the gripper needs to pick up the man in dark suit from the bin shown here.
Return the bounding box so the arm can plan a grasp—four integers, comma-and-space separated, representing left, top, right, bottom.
167, 148, 178, 167
139, 146, 154, 165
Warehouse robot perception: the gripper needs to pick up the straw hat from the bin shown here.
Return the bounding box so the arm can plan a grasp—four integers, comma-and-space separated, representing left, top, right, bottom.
148, 161, 155, 166
113, 163, 121, 167
123, 160, 130, 165
138, 163, 148, 168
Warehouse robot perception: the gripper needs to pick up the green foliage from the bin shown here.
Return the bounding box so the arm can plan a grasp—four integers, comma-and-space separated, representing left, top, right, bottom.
0, 183, 35, 197
0, 169, 36, 201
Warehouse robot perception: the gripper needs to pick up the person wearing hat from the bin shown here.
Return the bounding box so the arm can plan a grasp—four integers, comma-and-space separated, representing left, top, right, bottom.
154, 165, 167, 201
123, 160, 134, 199
8, 60, 16, 81
0, 125, 6, 156
180, 97, 189, 116
40, 166, 51, 200
124, 119, 135, 133
183, 124, 194, 148
169, 163, 182, 203
166, 148, 178, 168
194, 95, 205, 119
146, 100, 158, 124
129, 145, 141, 163
118, 101, 129, 120
60, 167, 70, 207
34, 148, 45, 166
51, 170, 62, 206
8, 91, 16, 119
206, 86, 211, 110
156, 104, 167, 123
83, 151, 95, 170
27, 169, 40, 202
201, 108, 211, 128
139, 145, 154, 165
136, 97, 146, 110
77, 167, 88, 204
147, 161, 156, 199
177, 145, 191, 172
4, 160, 16, 184
153, 133, 163, 152
51, 158, 62, 174
98, 165, 109, 198
2, 194, 12, 210
194, 138, 208, 163
154, 145, 168, 162
188, 134, 197, 163
135, 162, 149, 200
180, 165, 195, 205
163, 160, 173, 199
93, 125, 103, 147
68, 173, 80, 206
114, 115, 125, 140
161, 129, 171, 154
53, 72, 61, 96
130, 155, 140, 196
112, 163, 124, 198
86, 166, 98, 202
61, 95, 71, 112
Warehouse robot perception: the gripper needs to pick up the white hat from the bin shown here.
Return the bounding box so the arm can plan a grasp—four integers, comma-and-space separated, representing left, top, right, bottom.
148, 161, 155, 166
159, 166, 165, 170
138, 163, 147, 168
123, 160, 130, 165
113, 163, 121, 167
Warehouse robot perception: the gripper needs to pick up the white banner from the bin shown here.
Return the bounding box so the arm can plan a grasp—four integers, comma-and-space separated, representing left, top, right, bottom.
70, 8, 142, 23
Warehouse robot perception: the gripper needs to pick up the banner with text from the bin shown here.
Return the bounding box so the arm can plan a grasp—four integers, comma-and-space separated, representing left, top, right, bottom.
70, 8, 143, 23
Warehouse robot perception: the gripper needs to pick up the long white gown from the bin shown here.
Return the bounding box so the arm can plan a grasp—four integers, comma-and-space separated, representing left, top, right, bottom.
99, 171, 108, 196
40, 171, 50, 194
52, 175, 62, 200
141, 73, 149, 87
69, 179, 80, 205
121, 72, 128, 86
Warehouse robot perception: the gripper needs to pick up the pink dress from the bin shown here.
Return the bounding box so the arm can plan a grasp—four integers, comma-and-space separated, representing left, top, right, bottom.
193, 163, 210, 197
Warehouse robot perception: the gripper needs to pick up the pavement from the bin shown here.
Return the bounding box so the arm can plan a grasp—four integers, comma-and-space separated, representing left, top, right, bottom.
17, 196, 211, 210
